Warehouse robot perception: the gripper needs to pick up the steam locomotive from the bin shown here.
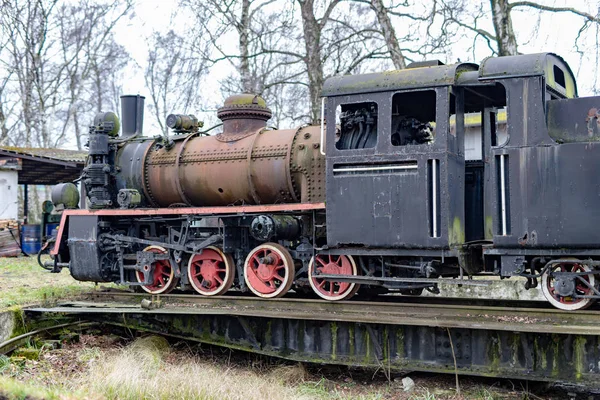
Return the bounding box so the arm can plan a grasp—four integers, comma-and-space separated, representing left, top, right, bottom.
49, 52, 600, 310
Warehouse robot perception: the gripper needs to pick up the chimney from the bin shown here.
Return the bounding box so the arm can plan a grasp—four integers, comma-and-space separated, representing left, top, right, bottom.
120, 95, 145, 137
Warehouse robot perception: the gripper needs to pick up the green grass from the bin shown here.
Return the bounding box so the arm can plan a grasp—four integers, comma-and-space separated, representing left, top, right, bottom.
0, 375, 78, 400
0, 257, 98, 310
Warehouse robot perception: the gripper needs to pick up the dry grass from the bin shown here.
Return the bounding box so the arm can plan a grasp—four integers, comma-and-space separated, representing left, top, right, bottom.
75, 336, 317, 400
0, 332, 557, 400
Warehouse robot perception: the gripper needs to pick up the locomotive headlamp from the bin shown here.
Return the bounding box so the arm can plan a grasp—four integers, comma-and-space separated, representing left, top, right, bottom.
166, 114, 203, 133
92, 112, 120, 137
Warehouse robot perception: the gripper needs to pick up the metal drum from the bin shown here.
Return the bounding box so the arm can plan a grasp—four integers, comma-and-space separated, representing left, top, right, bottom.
45, 223, 59, 238
21, 224, 41, 255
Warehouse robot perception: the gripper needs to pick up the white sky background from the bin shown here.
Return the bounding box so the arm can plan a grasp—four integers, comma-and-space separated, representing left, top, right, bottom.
111, 0, 599, 135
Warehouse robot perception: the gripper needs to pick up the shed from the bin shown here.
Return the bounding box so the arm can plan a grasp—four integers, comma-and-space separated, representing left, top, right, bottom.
0, 147, 86, 222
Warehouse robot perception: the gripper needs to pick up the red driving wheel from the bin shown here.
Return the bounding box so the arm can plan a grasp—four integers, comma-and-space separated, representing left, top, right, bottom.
308, 254, 360, 301
244, 243, 295, 298
187, 246, 234, 296
135, 245, 178, 294
541, 259, 596, 311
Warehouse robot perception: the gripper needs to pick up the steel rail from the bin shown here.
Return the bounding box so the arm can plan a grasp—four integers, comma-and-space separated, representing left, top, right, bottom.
26, 290, 600, 336
0, 321, 96, 356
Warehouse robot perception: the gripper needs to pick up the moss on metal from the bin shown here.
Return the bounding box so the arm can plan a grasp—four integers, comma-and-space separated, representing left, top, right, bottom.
449, 217, 465, 245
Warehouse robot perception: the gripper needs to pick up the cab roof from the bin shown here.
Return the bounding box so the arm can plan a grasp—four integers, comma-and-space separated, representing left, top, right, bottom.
322, 52, 577, 98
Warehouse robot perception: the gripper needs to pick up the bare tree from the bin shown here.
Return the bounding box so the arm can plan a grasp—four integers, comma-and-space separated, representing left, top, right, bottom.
0, 0, 132, 148
297, 0, 340, 122
179, 0, 458, 125
144, 30, 210, 134
54, 0, 132, 149
440, 0, 600, 56
368, 0, 407, 69
490, 0, 518, 55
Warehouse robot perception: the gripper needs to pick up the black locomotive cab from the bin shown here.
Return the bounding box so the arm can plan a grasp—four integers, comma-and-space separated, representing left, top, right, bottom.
320, 53, 600, 310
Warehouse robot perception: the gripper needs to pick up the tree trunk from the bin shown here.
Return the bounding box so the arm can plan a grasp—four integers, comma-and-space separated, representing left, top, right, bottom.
371, 0, 406, 69
0, 105, 8, 144
490, 0, 518, 55
238, 0, 253, 93
299, 0, 325, 124
74, 109, 82, 150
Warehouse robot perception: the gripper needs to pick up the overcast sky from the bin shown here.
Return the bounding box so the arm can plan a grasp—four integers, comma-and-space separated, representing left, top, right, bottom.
111, 0, 599, 132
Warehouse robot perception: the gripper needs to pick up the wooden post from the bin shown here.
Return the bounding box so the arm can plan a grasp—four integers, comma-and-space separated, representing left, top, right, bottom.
23, 184, 28, 224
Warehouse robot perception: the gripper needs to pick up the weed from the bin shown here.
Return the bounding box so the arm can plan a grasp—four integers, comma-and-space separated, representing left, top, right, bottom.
410, 389, 437, 400
78, 347, 101, 363
0, 354, 10, 372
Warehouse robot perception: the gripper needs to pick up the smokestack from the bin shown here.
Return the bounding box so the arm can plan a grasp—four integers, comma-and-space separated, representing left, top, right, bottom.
120, 95, 145, 137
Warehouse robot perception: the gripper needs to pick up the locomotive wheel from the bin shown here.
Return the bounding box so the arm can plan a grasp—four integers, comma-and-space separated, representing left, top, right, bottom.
308, 254, 360, 301
136, 245, 178, 294
244, 243, 295, 298
541, 259, 596, 311
187, 246, 235, 296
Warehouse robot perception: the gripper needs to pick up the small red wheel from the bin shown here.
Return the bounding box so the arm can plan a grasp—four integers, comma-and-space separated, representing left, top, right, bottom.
309, 254, 360, 301
136, 245, 178, 294
541, 259, 596, 311
187, 246, 234, 296
244, 243, 295, 298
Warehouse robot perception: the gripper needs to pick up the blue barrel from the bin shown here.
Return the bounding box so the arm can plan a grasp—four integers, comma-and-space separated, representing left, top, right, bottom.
45, 223, 59, 238
21, 224, 41, 255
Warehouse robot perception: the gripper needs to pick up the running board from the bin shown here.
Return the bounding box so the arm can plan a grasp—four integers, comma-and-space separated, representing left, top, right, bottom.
316, 274, 493, 287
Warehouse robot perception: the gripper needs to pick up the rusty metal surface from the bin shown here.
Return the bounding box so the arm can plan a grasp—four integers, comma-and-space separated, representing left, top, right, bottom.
142, 126, 325, 207
547, 97, 600, 142
216, 94, 273, 141
27, 295, 600, 388
289, 126, 325, 203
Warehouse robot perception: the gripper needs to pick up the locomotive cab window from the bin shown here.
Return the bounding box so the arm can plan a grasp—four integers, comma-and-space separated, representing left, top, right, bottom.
391, 90, 436, 146
335, 101, 378, 150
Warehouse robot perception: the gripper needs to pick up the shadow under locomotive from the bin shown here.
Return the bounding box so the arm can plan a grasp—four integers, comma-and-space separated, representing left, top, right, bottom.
47, 52, 600, 311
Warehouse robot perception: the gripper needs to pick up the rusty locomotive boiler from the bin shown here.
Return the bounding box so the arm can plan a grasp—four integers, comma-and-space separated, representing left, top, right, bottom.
101, 94, 324, 209
49, 52, 600, 310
